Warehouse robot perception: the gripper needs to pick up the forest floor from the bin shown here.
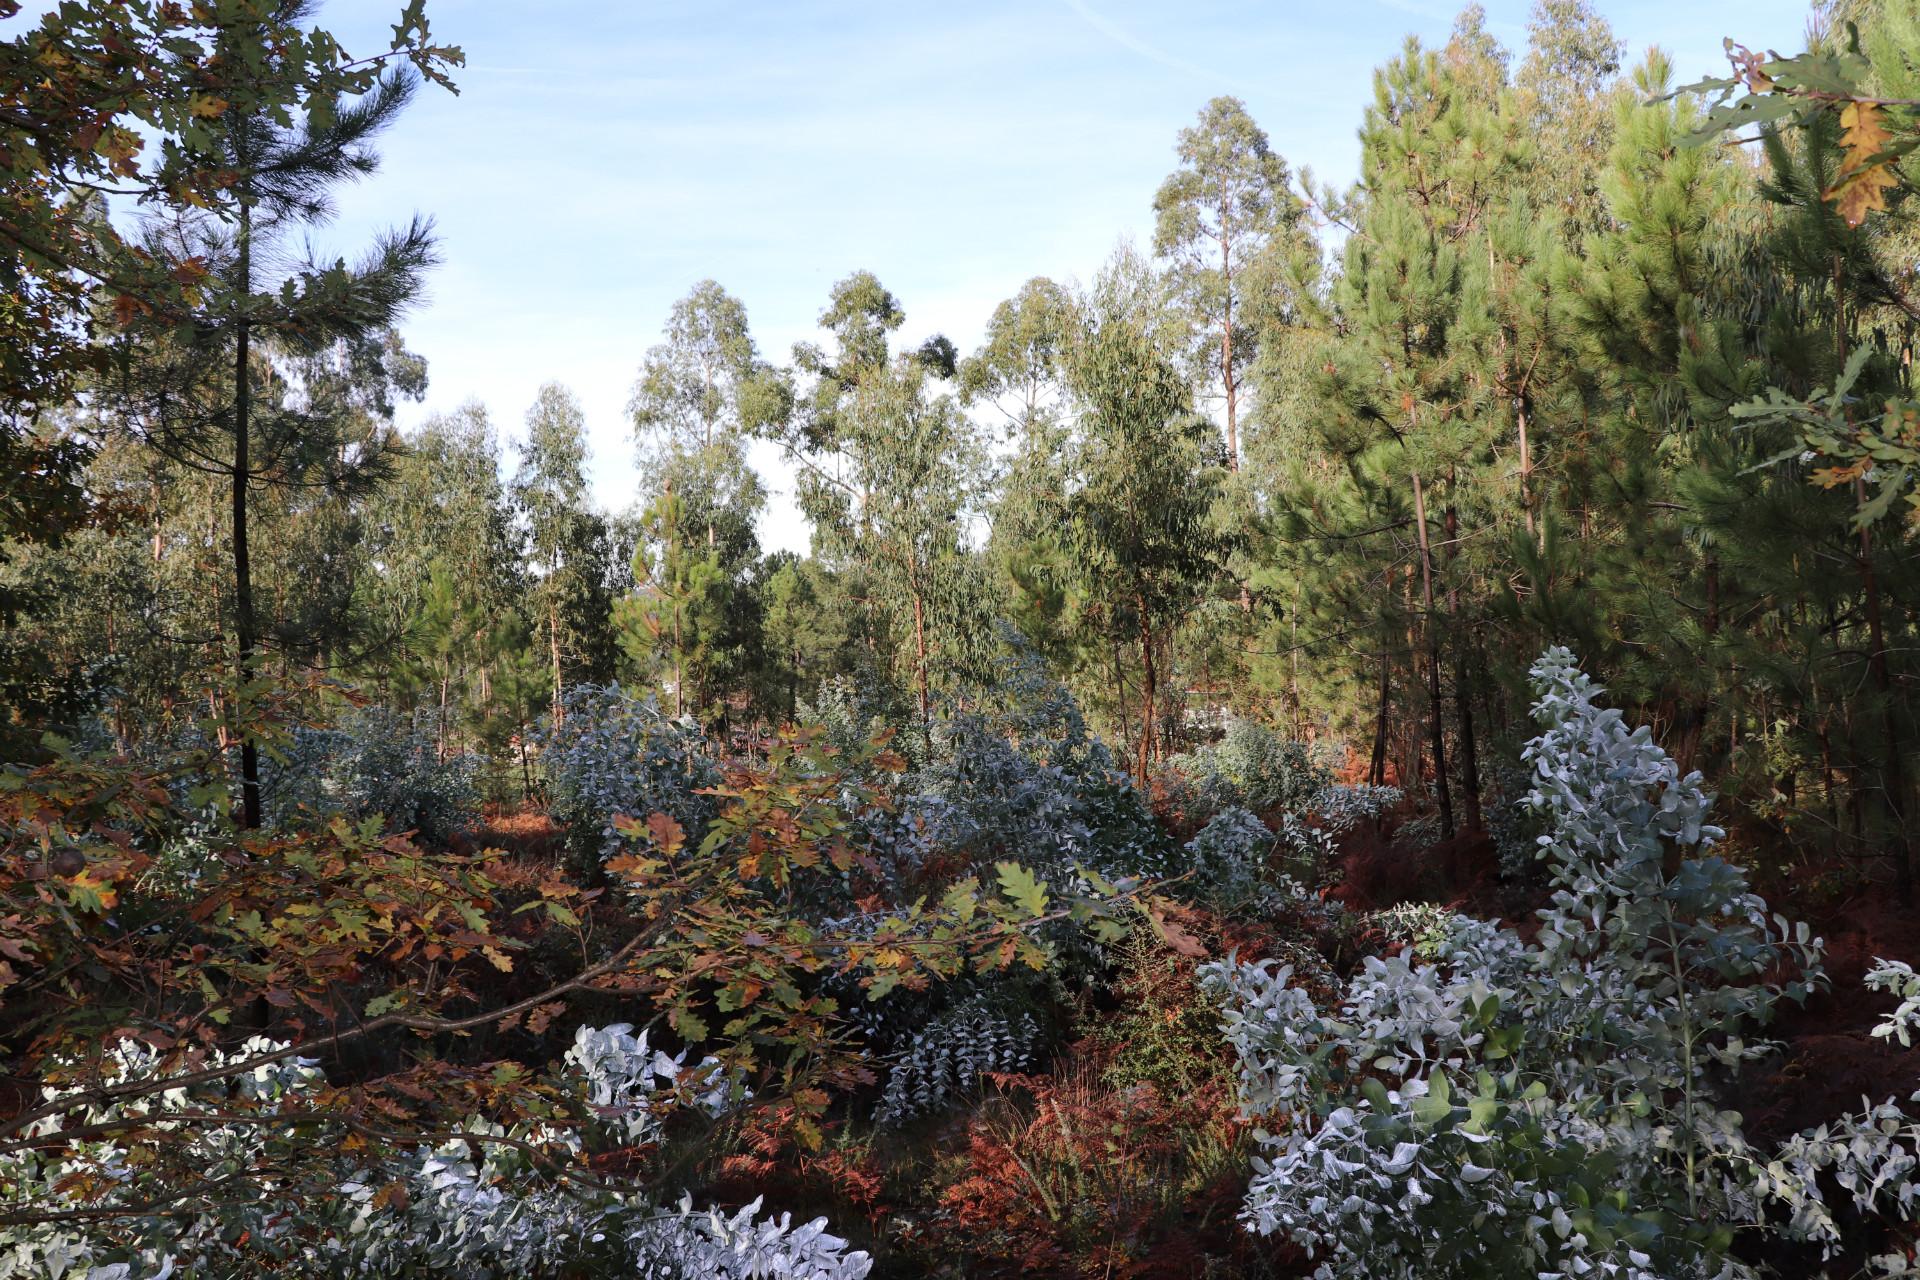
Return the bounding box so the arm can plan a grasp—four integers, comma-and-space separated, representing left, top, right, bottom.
446, 797, 1920, 1276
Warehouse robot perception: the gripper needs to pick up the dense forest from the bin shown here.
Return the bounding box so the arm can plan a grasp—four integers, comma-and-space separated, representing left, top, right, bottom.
9, 0, 1920, 1275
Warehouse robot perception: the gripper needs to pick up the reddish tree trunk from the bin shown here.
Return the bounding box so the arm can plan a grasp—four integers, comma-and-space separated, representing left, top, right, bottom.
1412, 472, 1454, 839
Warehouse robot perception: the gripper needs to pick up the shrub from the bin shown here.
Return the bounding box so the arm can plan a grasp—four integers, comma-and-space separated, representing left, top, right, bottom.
893, 662, 1174, 888
263, 704, 480, 843
565, 1021, 734, 1141
925, 1060, 1248, 1278
1, 1024, 873, 1279
1362, 902, 1467, 960
1089, 922, 1252, 1099
1168, 721, 1331, 820
1, 1036, 328, 1278
1184, 806, 1280, 906
874, 989, 1043, 1126
798, 674, 910, 765
1200, 647, 1855, 1279
1393, 810, 1442, 849
540, 683, 719, 874
1480, 757, 1546, 882
1310, 782, 1402, 833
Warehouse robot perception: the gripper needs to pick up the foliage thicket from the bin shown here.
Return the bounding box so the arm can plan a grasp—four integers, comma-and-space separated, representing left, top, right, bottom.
264, 704, 481, 843
10, 0, 1920, 1276
1201, 650, 1920, 1279
539, 682, 719, 874
0, 717, 1150, 1276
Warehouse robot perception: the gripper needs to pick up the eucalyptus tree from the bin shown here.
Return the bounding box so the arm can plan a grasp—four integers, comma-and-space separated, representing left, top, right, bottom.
380, 403, 518, 658
1153, 97, 1310, 473
629, 280, 785, 538
625, 282, 779, 721
815, 361, 985, 754
1515, 0, 1625, 233
780, 272, 989, 751
513, 382, 617, 727
960, 278, 1083, 672
960, 277, 1074, 444
1064, 249, 1229, 783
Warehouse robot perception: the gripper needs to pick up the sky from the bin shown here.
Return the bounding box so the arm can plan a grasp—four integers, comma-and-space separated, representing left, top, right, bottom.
303, 0, 1819, 553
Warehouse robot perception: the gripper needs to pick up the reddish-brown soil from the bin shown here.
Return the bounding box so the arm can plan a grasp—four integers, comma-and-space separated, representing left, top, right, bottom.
1327, 823, 1920, 1144
1328, 825, 1502, 914
1745, 892, 1920, 1141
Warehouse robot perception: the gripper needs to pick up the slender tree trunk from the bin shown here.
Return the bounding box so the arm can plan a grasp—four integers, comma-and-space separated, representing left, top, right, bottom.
703, 390, 718, 552
1819, 714, 1838, 856
1455, 652, 1483, 833
1369, 642, 1392, 790
1443, 505, 1482, 832
1289, 582, 1304, 739
519, 732, 532, 804
787, 643, 800, 725
1856, 477, 1913, 901
1517, 389, 1537, 548
671, 600, 684, 718
1220, 222, 1238, 472
548, 598, 564, 728
1705, 556, 1720, 637
912, 586, 931, 760
1833, 259, 1911, 898
232, 207, 263, 831
1136, 593, 1156, 786
1412, 471, 1454, 839
1219, 230, 1255, 620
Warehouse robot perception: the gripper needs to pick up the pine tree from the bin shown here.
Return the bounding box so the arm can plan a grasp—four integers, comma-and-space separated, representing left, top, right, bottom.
1307, 38, 1522, 833
111, 41, 436, 827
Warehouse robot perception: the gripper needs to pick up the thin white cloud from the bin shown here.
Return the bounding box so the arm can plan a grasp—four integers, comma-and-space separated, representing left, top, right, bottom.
1058, 0, 1239, 91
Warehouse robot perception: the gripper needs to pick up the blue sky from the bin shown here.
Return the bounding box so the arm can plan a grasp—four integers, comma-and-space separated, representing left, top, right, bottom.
312, 0, 1816, 552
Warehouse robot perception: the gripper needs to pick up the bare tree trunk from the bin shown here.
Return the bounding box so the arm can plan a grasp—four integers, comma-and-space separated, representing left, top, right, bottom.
1136, 593, 1156, 786
1220, 221, 1239, 472
787, 641, 801, 725
1833, 259, 1910, 899
1290, 582, 1304, 739
1705, 555, 1720, 637
1856, 477, 1913, 901
548, 599, 564, 728
912, 587, 931, 760
671, 600, 684, 719
1369, 643, 1392, 789
1455, 653, 1483, 833
1444, 504, 1482, 832
1412, 472, 1454, 839
1517, 389, 1536, 547
232, 208, 262, 831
